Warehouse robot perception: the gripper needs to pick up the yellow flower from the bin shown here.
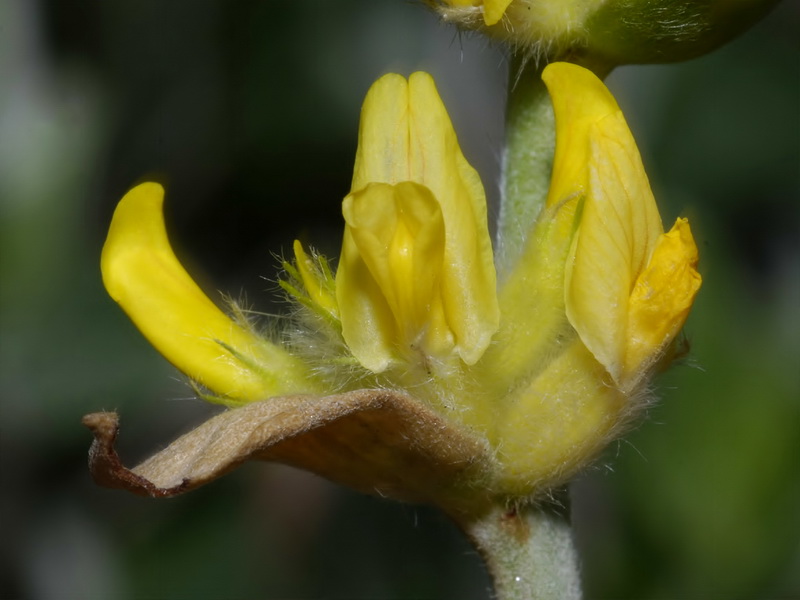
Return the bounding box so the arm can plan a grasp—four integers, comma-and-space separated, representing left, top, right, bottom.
548, 63, 702, 388
93, 63, 700, 506
484, 62, 701, 492
335, 72, 499, 373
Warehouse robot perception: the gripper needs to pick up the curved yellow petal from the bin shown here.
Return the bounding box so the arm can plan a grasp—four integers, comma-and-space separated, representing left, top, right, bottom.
544, 62, 663, 381
336, 230, 396, 373
405, 72, 499, 363
543, 61, 623, 211
625, 218, 701, 377
102, 182, 312, 402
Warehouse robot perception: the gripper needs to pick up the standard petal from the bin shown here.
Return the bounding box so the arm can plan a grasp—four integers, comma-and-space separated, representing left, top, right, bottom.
543, 62, 622, 211
351, 73, 410, 191
625, 217, 701, 377
564, 121, 663, 380
547, 63, 663, 381
406, 72, 499, 364
101, 182, 313, 402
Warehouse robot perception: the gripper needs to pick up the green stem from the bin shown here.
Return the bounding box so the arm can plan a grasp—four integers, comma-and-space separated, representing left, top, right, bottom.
455, 499, 582, 600
496, 56, 554, 278
496, 55, 614, 278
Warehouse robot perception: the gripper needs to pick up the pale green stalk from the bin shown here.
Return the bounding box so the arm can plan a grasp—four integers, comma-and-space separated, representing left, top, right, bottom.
453, 500, 582, 600
496, 55, 613, 277
484, 55, 613, 600
496, 56, 555, 278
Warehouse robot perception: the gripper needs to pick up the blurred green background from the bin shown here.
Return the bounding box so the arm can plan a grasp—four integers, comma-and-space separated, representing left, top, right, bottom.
1, 1, 797, 598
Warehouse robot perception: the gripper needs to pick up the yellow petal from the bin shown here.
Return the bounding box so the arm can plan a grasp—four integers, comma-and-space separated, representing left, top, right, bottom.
484, 62, 608, 392
337, 182, 451, 371
543, 61, 624, 211
407, 72, 499, 363
353, 72, 490, 224
351, 73, 410, 191
336, 228, 396, 373
292, 240, 339, 321
483, 0, 514, 25
546, 63, 663, 381
102, 182, 312, 402
343, 72, 499, 368
625, 218, 701, 377
345, 182, 445, 337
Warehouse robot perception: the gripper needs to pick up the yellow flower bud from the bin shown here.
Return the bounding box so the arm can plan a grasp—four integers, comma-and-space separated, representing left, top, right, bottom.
285, 239, 339, 325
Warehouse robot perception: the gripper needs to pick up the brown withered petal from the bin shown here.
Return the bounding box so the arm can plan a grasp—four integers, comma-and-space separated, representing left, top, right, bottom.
83, 390, 494, 513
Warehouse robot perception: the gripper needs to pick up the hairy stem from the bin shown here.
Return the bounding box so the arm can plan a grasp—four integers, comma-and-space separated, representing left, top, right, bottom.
454, 499, 582, 600
496, 56, 554, 278
496, 54, 613, 278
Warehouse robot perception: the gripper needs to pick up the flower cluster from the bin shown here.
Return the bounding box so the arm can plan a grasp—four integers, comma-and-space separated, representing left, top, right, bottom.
89, 62, 700, 510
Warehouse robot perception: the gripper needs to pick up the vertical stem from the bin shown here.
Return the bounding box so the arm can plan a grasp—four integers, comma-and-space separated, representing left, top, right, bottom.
455, 500, 582, 600
496, 56, 554, 278
496, 55, 614, 278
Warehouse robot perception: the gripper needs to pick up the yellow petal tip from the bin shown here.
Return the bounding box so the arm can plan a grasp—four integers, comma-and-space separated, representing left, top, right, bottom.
103, 183, 309, 402
625, 217, 702, 378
